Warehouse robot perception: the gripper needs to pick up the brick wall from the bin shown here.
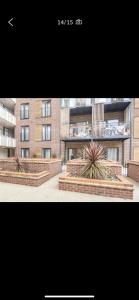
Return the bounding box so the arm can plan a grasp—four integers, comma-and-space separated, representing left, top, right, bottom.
104, 111, 124, 122
59, 173, 133, 199
70, 112, 124, 126
131, 99, 139, 160
127, 161, 139, 183
15, 98, 61, 158
70, 114, 92, 124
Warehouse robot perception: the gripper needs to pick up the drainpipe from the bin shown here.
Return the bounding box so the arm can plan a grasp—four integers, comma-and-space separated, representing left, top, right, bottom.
129, 100, 132, 160
91, 98, 95, 142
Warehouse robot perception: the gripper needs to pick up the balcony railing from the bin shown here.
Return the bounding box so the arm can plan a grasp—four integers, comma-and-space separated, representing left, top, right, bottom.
70, 124, 92, 138
0, 135, 16, 147
61, 98, 132, 108
0, 104, 16, 126
93, 121, 131, 137
95, 98, 132, 104
61, 98, 92, 108
69, 122, 130, 138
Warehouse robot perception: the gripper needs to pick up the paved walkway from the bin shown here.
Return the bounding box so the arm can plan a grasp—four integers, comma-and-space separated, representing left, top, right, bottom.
0, 174, 139, 202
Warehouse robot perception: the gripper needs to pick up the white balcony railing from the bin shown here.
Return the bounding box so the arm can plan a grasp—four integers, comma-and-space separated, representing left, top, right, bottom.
61, 98, 92, 108
95, 98, 132, 104
69, 122, 131, 138
0, 104, 16, 126
0, 135, 16, 147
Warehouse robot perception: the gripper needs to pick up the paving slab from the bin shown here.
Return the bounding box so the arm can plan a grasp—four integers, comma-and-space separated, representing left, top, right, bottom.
0, 174, 139, 202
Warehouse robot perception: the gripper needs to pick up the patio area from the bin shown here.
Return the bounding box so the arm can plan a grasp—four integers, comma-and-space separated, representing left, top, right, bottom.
0, 173, 139, 202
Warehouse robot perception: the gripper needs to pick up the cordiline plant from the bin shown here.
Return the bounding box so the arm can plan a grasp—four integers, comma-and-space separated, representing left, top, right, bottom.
81, 142, 108, 179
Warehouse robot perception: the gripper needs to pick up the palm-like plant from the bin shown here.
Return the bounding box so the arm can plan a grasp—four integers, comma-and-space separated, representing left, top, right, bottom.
81, 142, 108, 179
15, 156, 24, 172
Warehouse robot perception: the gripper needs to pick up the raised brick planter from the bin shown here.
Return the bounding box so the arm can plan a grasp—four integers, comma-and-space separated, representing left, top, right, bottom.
59, 172, 134, 199
0, 158, 62, 186
127, 161, 139, 183
67, 159, 122, 176
0, 170, 50, 186
0, 158, 62, 174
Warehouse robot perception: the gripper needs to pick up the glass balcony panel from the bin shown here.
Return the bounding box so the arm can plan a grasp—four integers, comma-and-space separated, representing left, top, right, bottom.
70, 124, 92, 137
95, 98, 131, 104
93, 121, 130, 137
61, 98, 92, 108
0, 135, 16, 147
0, 104, 16, 126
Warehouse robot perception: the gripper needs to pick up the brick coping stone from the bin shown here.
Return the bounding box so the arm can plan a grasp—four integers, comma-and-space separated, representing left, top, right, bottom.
127, 160, 139, 166
59, 173, 133, 189
0, 158, 62, 164
67, 159, 121, 167
0, 170, 49, 179
59, 173, 134, 192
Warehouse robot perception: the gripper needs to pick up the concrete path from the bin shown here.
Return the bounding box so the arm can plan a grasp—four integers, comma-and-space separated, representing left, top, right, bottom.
0, 174, 139, 202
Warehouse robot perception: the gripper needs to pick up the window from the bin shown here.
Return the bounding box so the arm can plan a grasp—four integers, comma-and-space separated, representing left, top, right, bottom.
105, 148, 118, 161
21, 126, 29, 141
20, 104, 29, 119
42, 100, 51, 117
21, 148, 29, 158
42, 125, 51, 140
42, 148, 51, 158
3, 127, 9, 136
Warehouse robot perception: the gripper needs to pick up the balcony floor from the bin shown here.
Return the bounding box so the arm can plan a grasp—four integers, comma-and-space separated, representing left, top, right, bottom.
62, 135, 131, 142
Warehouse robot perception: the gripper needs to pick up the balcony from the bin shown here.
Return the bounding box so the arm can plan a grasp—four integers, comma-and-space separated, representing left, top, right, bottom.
95, 98, 132, 104
92, 121, 131, 140
0, 104, 16, 127
0, 98, 16, 110
94, 98, 132, 112
0, 135, 16, 147
70, 123, 92, 138
62, 121, 131, 141
61, 98, 92, 108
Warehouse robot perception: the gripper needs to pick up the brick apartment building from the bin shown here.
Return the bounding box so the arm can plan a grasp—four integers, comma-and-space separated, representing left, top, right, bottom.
15, 98, 61, 158
0, 98, 16, 157
15, 98, 139, 165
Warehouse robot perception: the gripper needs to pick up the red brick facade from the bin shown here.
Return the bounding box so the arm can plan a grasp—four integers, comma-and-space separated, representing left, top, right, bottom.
14, 98, 139, 165
15, 98, 61, 158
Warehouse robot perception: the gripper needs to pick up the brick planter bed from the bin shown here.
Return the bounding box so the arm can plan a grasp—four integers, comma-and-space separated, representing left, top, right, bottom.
67, 159, 122, 177
59, 173, 134, 200
127, 161, 139, 183
0, 158, 62, 186
0, 170, 50, 186
0, 158, 62, 174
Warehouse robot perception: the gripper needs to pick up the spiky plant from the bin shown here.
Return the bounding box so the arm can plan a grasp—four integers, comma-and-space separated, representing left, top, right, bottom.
15, 156, 24, 172
81, 142, 108, 179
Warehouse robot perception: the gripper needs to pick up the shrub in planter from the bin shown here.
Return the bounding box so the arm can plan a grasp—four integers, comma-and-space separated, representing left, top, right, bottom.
15, 156, 25, 172
81, 142, 108, 179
